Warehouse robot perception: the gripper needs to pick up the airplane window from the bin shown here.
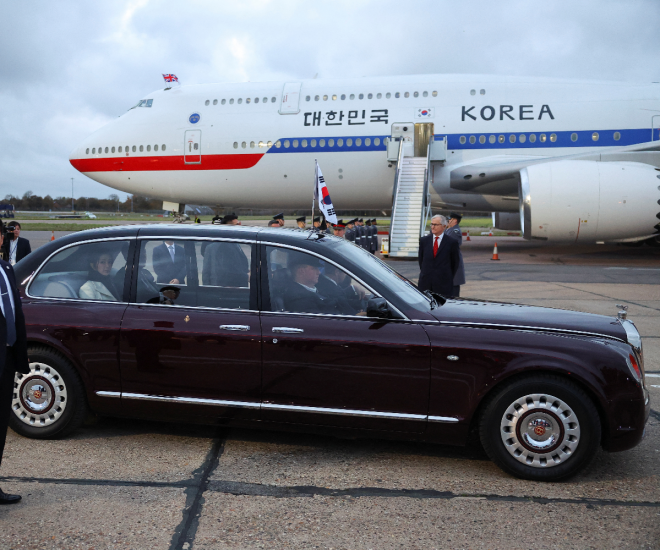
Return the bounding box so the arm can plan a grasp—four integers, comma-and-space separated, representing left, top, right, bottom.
87, 148, 91, 154
320, 139, 325, 147
293, 140, 299, 148
404, 92, 410, 98
132, 146, 136, 152
355, 138, 361, 146
315, 95, 320, 101
414, 92, 419, 98
263, 97, 267, 103
205, 100, 210, 106
250, 141, 255, 148
238, 98, 243, 104
359, 94, 364, 100
311, 139, 317, 147
423, 91, 428, 97
480, 89, 486, 95
284, 140, 290, 148
154, 145, 158, 151
571, 133, 578, 142
550, 134, 557, 142
529, 134, 536, 143
258, 141, 265, 147
614, 131, 621, 141
105, 147, 109, 153
592, 132, 599, 141
347, 138, 353, 146
386, 93, 391, 98
498, 135, 505, 143
336, 138, 343, 147
139, 145, 144, 152
213, 99, 218, 105
271, 97, 276, 102
275, 140, 281, 148
306, 96, 311, 101
395, 92, 400, 98
230, 99, 234, 104
328, 139, 335, 147
332, 95, 337, 100
432, 91, 438, 97
350, 94, 355, 100
246, 98, 251, 104
147, 145, 151, 152
479, 136, 486, 144
377, 93, 382, 99
255, 97, 259, 103
302, 140, 307, 148
222, 99, 226, 105
194, 143, 198, 150
162, 144, 166, 151
540, 134, 546, 143
519, 135, 526, 143
233, 142, 238, 149
323, 95, 328, 101
374, 138, 380, 146
242, 142, 247, 149
368, 93, 373, 99
489, 135, 496, 144
98, 145, 102, 152
111, 146, 115, 153
267, 141, 272, 147
341, 94, 346, 100
119, 146, 123, 153
509, 135, 516, 143
469, 136, 476, 144
470, 90, 476, 96
459, 136, 466, 144
365, 138, 370, 146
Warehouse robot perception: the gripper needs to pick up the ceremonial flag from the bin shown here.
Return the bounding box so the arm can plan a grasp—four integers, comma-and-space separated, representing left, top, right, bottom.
162, 74, 180, 86
313, 161, 337, 224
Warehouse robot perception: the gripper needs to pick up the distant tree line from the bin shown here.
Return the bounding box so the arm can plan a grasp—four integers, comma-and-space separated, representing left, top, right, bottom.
3, 192, 164, 213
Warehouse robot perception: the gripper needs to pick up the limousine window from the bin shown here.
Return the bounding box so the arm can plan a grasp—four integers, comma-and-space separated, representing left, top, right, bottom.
136, 239, 254, 310
265, 246, 371, 316
29, 241, 130, 301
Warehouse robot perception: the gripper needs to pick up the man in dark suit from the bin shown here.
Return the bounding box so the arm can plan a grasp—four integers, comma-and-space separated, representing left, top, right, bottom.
0, 221, 30, 504
316, 264, 364, 315
152, 241, 186, 284
1, 222, 31, 265
418, 215, 460, 298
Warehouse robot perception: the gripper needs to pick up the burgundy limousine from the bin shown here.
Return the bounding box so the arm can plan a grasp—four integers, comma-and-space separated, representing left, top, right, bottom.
10, 224, 649, 481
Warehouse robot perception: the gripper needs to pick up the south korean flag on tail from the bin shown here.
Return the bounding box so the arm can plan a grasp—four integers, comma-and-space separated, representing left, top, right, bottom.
314, 161, 337, 224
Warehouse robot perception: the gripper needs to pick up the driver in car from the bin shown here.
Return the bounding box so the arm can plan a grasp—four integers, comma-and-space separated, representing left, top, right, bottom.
315, 263, 365, 315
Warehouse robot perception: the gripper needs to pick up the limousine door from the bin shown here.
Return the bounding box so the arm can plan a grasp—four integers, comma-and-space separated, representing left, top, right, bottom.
118, 239, 261, 422
260, 245, 431, 433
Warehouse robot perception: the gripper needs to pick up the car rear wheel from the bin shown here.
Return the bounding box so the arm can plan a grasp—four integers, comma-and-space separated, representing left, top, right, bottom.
9, 347, 88, 439
479, 375, 601, 481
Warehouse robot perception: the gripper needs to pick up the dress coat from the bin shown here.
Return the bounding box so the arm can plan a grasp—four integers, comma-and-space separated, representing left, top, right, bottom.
417, 233, 460, 297
444, 224, 466, 286
152, 243, 187, 284
78, 280, 118, 301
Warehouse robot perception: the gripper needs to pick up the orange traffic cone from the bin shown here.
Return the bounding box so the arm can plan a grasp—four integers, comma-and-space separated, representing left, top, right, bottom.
466, 230, 471, 242
491, 242, 500, 261
488, 228, 493, 237
50, 231, 55, 241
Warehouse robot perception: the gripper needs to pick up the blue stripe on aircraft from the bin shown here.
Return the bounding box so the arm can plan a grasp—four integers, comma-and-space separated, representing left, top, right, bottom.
266, 128, 658, 153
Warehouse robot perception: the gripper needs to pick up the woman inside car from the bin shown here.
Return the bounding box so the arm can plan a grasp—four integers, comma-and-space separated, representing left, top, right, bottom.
78, 248, 120, 301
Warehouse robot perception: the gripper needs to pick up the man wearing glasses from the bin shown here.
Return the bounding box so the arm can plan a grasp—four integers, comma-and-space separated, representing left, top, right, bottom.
418, 215, 460, 298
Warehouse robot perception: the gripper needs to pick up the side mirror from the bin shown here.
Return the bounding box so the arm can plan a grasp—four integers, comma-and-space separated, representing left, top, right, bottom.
366, 297, 392, 319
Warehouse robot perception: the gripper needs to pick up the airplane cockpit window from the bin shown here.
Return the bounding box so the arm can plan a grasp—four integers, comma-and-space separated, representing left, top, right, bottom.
131, 99, 154, 109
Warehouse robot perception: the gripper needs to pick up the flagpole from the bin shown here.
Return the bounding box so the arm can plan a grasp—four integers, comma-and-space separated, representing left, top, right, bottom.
311, 159, 317, 228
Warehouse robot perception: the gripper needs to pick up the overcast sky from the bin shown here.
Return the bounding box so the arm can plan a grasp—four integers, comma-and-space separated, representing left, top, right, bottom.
1, 0, 659, 203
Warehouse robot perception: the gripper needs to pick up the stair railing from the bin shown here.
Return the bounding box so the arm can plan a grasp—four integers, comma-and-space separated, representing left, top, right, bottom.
388, 138, 406, 253
420, 136, 434, 237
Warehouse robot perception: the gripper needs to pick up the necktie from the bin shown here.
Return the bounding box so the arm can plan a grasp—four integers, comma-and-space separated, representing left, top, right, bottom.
0, 272, 16, 346
433, 236, 439, 257
168, 246, 175, 262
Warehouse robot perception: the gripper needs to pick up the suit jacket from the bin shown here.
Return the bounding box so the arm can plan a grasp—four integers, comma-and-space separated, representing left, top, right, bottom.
0, 260, 29, 377
417, 233, 460, 297
2, 236, 31, 264
202, 242, 249, 287
152, 243, 187, 284
315, 274, 362, 314
444, 225, 466, 286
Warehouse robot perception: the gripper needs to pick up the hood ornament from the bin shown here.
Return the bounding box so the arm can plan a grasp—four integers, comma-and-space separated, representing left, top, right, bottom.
616, 304, 628, 320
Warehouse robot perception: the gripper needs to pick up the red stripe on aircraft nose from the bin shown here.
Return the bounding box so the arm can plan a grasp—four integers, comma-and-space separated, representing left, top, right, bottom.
70, 154, 264, 172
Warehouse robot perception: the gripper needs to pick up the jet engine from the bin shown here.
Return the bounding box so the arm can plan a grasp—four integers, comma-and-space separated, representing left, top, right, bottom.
519, 160, 660, 243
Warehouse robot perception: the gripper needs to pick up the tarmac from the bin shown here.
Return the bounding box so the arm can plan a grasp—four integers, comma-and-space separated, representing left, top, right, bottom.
1, 227, 659, 549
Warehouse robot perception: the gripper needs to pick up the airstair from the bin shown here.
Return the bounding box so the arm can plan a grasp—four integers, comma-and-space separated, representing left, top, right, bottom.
387, 138, 433, 258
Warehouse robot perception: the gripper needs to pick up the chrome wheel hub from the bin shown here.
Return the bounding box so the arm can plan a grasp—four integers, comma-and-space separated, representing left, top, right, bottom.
12, 362, 68, 427
500, 393, 580, 468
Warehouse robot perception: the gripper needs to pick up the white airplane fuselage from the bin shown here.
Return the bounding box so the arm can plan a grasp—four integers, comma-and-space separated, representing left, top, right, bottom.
70, 74, 660, 239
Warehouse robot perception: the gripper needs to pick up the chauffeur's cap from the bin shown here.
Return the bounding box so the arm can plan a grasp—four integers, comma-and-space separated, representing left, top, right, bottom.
289, 253, 323, 268
296, 216, 306, 223
272, 212, 284, 220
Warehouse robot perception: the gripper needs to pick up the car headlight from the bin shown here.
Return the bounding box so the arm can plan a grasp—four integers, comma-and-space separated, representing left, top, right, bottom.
621, 320, 644, 385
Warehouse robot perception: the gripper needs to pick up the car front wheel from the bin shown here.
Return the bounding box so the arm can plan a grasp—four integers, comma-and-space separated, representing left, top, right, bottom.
479, 375, 601, 481
9, 347, 88, 439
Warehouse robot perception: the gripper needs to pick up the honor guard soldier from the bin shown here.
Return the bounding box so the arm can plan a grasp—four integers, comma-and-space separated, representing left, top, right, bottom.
332, 220, 346, 238
296, 216, 307, 229
326, 218, 339, 235
312, 216, 322, 232
357, 218, 367, 249
272, 213, 285, 227
370, 219, 379, 254
344, 219, 357, 243
364, 219, 373, 253
445, 212, 466, 297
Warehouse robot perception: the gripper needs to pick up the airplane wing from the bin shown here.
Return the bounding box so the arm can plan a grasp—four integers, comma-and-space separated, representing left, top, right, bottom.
449, 140, 660, 195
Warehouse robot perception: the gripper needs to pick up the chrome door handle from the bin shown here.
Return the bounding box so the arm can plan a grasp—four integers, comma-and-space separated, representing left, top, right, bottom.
219, 325, 250, 331
272, 327, 304, 334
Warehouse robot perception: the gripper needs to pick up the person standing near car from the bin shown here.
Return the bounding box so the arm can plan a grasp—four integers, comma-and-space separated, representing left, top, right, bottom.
152, 240, 186, 284
418, 215, 460, 297
445, 213, 466, 297
1, 222, 31, 265
0, 220, 30, 504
